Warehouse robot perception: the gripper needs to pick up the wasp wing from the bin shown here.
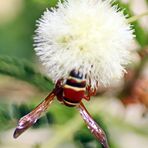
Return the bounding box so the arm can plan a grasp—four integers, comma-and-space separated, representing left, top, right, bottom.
78, 102, 109, 148
13, 91, 55, 139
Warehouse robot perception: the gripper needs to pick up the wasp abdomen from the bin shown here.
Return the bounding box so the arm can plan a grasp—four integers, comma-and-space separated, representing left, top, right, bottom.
63, 70, 86, 107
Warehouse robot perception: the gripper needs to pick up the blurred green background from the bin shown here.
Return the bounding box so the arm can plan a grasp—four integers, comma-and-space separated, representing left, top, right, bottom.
0, 0, 148, 148
0, 0, 58, 60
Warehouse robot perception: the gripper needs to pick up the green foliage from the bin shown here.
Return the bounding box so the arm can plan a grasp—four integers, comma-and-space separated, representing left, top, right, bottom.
0, 104, 12, 130
0, 56, 54, 91
0, 0, 58, 60
133, 22, 148, 47
49, 103, 77, 124
33, 0, 59, 7
114, 0, 148, 47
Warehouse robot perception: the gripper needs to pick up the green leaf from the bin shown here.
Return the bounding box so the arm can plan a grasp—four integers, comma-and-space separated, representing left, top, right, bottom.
0, 56, 54, 91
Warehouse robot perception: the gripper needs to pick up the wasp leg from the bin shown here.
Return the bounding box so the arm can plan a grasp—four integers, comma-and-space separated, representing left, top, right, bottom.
77, 102, 109, 148
84, 86, 96, 101
55, 79, 64, 102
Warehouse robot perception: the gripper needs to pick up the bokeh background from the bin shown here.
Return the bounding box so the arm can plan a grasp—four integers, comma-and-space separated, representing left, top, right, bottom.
0, 0, 148, 148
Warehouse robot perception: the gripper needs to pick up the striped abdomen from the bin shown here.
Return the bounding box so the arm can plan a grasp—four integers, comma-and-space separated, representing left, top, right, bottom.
63, 71, 86, 107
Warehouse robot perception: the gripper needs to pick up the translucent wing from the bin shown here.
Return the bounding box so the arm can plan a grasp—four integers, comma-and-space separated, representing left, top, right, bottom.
13, 91, 55, 139
78, 102, 109, 148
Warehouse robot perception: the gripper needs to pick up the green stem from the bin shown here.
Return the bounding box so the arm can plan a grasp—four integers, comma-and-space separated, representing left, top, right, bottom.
127, 11, 148, 23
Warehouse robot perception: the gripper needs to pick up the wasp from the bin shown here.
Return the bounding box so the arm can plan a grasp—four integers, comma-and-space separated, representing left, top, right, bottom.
13, 70, 109, 148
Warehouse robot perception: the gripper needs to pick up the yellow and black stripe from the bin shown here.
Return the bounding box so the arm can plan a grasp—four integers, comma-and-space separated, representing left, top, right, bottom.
63, 70, 86, 107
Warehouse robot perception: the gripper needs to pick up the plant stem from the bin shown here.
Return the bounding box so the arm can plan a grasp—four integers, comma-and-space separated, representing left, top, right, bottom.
127, 11, 148, 23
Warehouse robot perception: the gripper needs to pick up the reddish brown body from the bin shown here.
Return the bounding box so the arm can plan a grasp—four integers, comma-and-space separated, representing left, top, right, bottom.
57, 70, 87, 107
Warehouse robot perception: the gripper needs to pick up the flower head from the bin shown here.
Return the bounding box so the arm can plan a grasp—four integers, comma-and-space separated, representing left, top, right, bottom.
34, 0, 134, 89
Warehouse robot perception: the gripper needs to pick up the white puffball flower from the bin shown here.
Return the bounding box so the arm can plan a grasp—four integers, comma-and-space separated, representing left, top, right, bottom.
34, 0, 134, 89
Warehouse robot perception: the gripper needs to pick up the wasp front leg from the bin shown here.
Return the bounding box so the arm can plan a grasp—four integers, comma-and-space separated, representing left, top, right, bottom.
84, 86, 96, 101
